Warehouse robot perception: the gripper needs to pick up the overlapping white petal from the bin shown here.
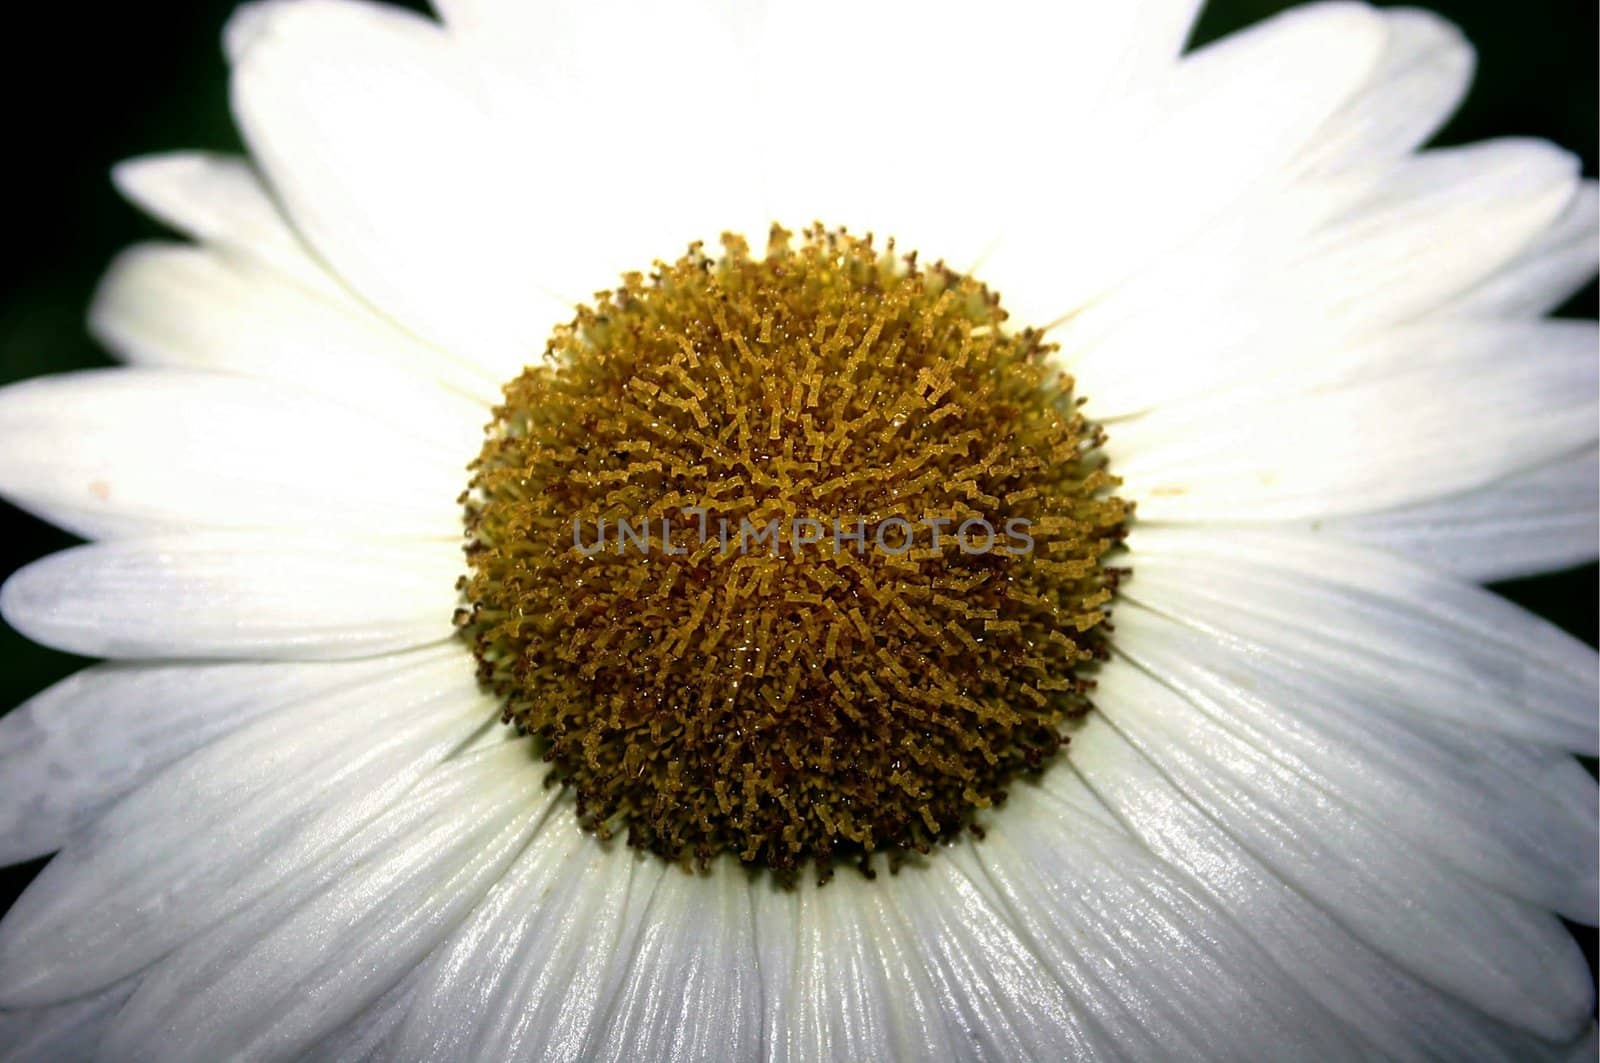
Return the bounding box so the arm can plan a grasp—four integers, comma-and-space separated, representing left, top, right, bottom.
989, 3, 1481, 336
92, 243, 497, 436
1067, 716, 1585, 1062
1322, 449, 1599, 582
0, 980, 137, 1063
984, 2, 1391, 327
1279, 139, 1579, 318
112, 152, 344, 300
752, 0, 1205, 266
0, 369, 465, 541
228, 0, 573, 383
1, 533, 461, 661
1112, 602, 1598, 920
956, 789, 1367, 1059
1120, 527, 1599, 751
1087, 659, 1594, 1041
100, 741, 552, 1063
755, 875, 948, 1062
1065, 142, 1582, 420
111, 152, 510, 410
396, 829, 667, 1062
0, 644, 492, 1007
1111, 320, 1597, 522
301, 962, 428, 1063
861, 856, 1097, 1060
432, 0, 1203, 283
1294, 7, 1472, 176
581, 860, 764, 1062
0, 654, 424, 866
1450, 181, 1600, 318
425, 0, 770, 305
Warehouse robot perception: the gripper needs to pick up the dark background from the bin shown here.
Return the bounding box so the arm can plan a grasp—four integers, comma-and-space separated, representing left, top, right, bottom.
0, 0, 1594, 1018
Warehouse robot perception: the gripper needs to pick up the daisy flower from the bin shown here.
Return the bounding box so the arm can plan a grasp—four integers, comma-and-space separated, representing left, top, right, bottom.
0, 0, 1596, 1059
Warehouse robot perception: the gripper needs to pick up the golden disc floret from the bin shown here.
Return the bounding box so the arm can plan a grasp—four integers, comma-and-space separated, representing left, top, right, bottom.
461, 225, 1129, 879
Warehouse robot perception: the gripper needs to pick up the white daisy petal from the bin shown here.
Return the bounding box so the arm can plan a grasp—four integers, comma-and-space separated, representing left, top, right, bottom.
303, 964, 428, 1063
1449, 180, 1600, 318
228, 0, 567, 383
1121, 527, 1599, 751
756, 874, 955, 1063
439, 0, 1201, 109
579, 861, 762, 1063
91, 243, 498, 436
443, 0, 1201, 281
1113, 320, 1597, 522
0, 369, 465, 541
1278, 139, 1579, 318
0, 644, 490, 1007
1090, 660, 1594, 1042
100, 741, 552, 1063
984, 2, 1389, 327
111, 151, 342, 299
1113, 603, 1598, 921
1068, 715, 1578, 1062
1, 533, 461, 661
1059, 0, 1205, 91
957, 785, 1365, 1060
109, 154, 505, 408
1066, 142, 1581, 419
0, 979, 136, 1063
396, 823, 665, 1062
1320, 449, 1600, 582
751, 0, 1203, 264
426, 0, 510, 36
0, 654, 424, 866
754, 883, 877, 1063
1106, 315, 1595, 452
426, 0, 768, 301
875, 857, 1098, 1060
1295, 8, 1473, 175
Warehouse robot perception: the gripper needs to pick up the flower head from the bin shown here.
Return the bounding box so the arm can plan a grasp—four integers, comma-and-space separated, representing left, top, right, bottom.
0, 1, 1595, 1060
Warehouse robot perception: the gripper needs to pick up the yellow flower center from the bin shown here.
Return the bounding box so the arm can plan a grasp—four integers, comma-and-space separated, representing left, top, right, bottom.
461, 226, 1128, 880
